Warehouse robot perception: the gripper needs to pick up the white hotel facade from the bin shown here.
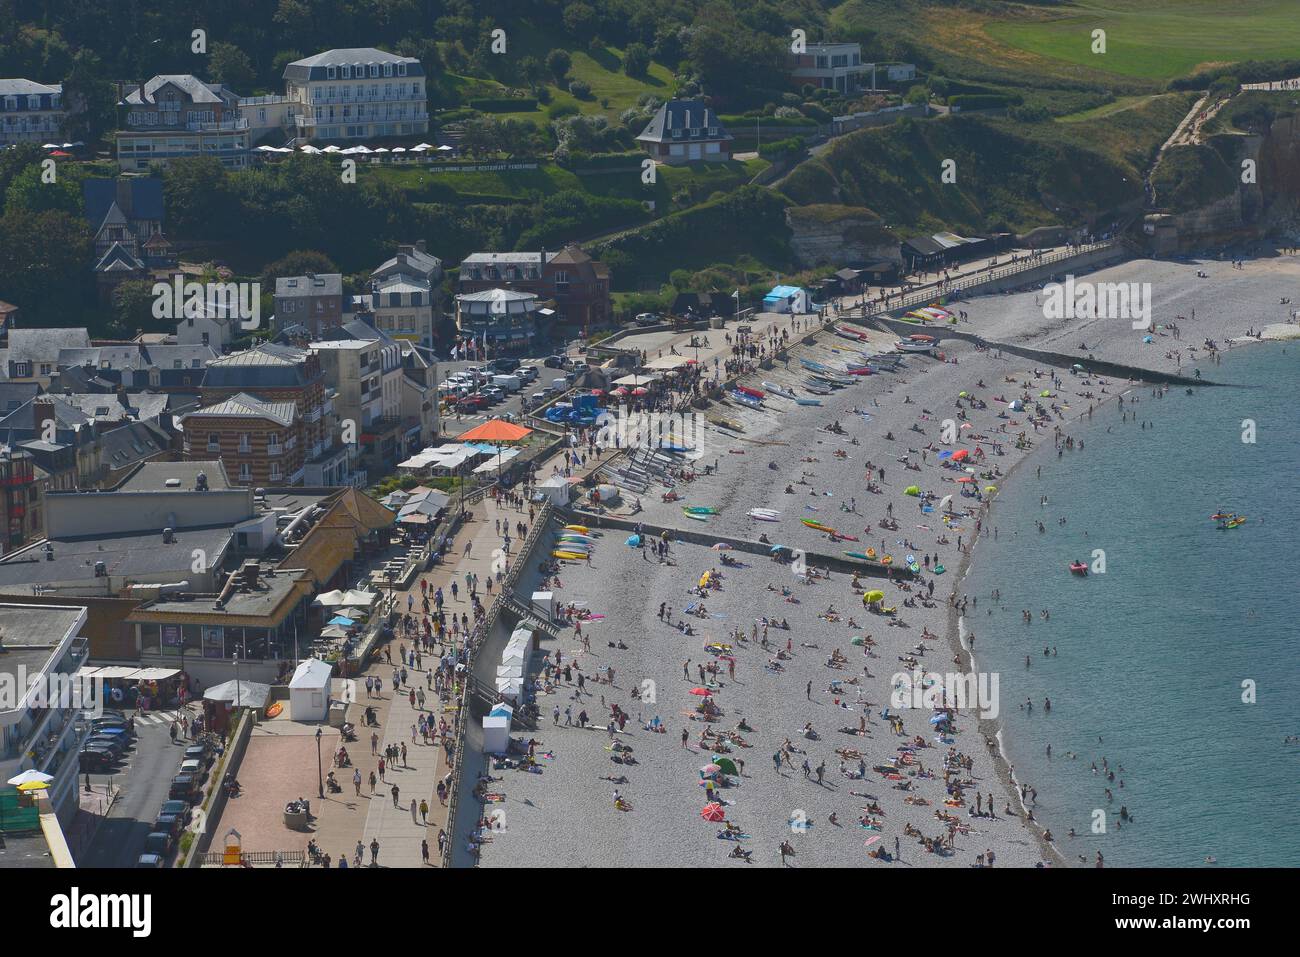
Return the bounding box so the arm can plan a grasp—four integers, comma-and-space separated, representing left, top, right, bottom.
282, 48, 429, 142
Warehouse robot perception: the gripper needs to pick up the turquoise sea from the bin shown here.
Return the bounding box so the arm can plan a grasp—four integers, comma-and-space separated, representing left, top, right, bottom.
964, 343, 1297, 867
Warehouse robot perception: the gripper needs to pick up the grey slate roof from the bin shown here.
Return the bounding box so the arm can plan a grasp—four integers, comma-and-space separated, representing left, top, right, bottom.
82, 179, 165, 227
373, 248, 441, 280
202, 344, 311, 389
6, 329, 90, 365
0, 79, 61, 97
283, 48, 424, 83
636, 100, 732, 144
183, 392, 297, 428
0, 382, 40, 413
121, 75, 228, 106
94, 242, 146, 274
97, 420, 170, 471
460, 252, 553, 267
0, 395, 90, 432
275, 273, 342, 298
0, 526, 232, 589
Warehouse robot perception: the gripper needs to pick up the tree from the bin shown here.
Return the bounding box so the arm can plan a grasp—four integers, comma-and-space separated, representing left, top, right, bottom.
0, 208, 93, 323
112, 279, 155, 330
563, 3, 597, 38
622, 42, 650, 78
209, 42, 257, 92
62, 50, 117, 145
163, 157, 239, 239
261, 250, 338, 287
546, 49, 571, 82
4, 163, 83, 217
518, 55, 544, 92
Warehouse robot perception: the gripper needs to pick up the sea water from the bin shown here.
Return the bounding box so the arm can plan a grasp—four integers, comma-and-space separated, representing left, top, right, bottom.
964, 343, 1297, 867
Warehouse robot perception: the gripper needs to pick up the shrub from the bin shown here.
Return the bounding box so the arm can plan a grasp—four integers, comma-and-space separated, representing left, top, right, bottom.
547, 101, 580, 120
468, 97, 538, 112
569, 79, 593, 99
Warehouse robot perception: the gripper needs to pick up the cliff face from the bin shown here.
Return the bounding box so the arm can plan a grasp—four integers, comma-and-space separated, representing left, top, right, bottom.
785, 205, 901, 268
1164, 113, 1300, 248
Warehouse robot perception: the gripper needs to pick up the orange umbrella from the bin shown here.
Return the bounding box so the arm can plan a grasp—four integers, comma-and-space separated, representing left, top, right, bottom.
457, 419, 533, 443
701, 802, 726, 822
951, 449, 970, 461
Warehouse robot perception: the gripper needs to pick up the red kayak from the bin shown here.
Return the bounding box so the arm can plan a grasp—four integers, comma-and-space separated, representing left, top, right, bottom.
845, 367, 873, 376
736, 385, 765, 399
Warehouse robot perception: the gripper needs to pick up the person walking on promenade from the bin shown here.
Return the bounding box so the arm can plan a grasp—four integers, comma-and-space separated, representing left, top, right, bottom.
401, 742, 408, 767
410, 798, 418, 823
368, 770, 377, 794
371, 731, 379, 755
419, 799, 429, 824
421, 839, 430, 865
378, 756, 385, 781
369, 838, 380, 866
437, 828, 447, 857
391, 784, 401, 808
353, 768, 361, 795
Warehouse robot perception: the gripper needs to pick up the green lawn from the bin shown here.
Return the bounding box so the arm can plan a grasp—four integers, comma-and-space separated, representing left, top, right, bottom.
987, 0, 1300, 81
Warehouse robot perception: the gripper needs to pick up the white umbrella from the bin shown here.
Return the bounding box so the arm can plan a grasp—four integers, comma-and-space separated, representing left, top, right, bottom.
372, 147, 389, 153
41, 143, 60, 149
7, 769, 53, 787
299, 144, 322, 153
390, 147, 406, 153
314, 589, 347, 606
412, 143, 433, 151
321, 145, 342, 153
436, 144, 454, 151
352, 145, 373, 154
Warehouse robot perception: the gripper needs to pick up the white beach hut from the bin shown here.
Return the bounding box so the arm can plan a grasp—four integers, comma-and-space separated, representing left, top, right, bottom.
287, 658, 333, 721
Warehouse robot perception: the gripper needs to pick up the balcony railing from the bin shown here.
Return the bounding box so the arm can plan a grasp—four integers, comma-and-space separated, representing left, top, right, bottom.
267, 443, 285, 457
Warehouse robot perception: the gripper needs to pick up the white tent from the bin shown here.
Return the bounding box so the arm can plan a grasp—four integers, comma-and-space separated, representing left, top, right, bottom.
288, 658, 332, 721
314, 589, 346, 606
536, 475, 572, 506
341, 589, 378, 607
203, 679, 272, 710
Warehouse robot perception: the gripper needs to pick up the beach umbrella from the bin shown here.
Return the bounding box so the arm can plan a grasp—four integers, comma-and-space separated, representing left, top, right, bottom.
1008, 400, 1023, 411
937, 450, 953, 459
951, 449, 970, 461
958, 391, 969, 398
769, 544, 789, 554
328, 615, 356, 627
956, 476, 974, 483
863, 590, 885, 603
690, 687, 712, 696
625, 535, 641, 546
929, 714, 949, 725
1040, 390, 1052, 398
940, 494, 952, 510
1142, 335, 1154, 343
1072, 364, 1085, 371
631, 387, 650, 396
714, 758, 739, 776
6, 769, 53, 787
701, 803, 726, 822
700, 764, 721, 775
711, 543, 732, 551
984, 485, 998, 494
904, 485, 920, 496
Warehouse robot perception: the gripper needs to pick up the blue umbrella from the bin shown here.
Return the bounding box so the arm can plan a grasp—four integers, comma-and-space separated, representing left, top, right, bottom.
328, 615, 356, 627
625, 535, 641, 547
769, 544, 790, 553
929, 714, 949, 725
937, 450, 953, 459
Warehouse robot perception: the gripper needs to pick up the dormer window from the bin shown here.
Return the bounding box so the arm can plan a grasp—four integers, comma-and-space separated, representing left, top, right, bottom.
341, 65, 351, 79
327, 66, 337, 79
369, 64, 380, 77
383, 63, 393, 77
397, 63, 407, 76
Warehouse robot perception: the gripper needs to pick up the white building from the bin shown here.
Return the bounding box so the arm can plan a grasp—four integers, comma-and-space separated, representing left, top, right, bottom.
0, 604, 90, 825
282, 48, 428, 142
117, 75, 250, 171
0, 79, 66, 146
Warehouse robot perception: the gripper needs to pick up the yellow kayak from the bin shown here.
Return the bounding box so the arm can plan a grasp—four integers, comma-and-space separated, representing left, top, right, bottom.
552, 550, 588, 560
564, 524, 589, 533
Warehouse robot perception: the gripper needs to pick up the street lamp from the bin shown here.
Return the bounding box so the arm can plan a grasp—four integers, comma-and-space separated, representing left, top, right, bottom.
315, 727, 324, 799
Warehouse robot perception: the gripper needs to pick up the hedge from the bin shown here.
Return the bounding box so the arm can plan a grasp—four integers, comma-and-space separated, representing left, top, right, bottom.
948, 93, 1020, 111
758, 135, 805, 159
468, 97, 538, 112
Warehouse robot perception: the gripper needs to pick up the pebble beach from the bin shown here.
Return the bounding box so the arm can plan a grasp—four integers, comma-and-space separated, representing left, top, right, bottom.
471, 253, 1299, 868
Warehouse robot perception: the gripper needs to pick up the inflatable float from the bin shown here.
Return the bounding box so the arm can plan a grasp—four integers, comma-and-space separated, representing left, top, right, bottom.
1069, 562, 1088, 576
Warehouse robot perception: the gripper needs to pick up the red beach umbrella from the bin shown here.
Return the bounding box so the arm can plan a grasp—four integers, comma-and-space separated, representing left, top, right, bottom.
951, 449, 970, 461
689, 687, 712, 696
701, 802, 726, 822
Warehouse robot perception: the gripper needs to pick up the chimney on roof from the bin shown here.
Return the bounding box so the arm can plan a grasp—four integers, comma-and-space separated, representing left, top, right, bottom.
415, 240, 427, 254
33, 396, 56, 441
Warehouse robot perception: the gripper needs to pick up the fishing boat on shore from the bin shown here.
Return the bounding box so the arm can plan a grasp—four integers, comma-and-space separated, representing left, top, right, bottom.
895, 334, 939, 354
728, 390, 763, 408
835, 324, 869, 341
762, 381, 798, 400
802, 382, 834, 395
709, 417, 744, 432
796, 397, 823, 406
735, 385, 765, 400
748, 507, 781, 522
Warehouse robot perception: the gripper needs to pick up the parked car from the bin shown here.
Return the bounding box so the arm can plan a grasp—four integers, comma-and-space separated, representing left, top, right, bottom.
543, 354, 569, 369
142, 831, 174, 856
152, 812, 184, 839
518, 365, 539, 381
530, 392, 548, 404
135, 854, 164, 869
78, 746, 119, 772
482, 387, 505, 402
183, 744, 212, 766
571, 360, 589, 374
158, 799, 192, 827
489, 357, 520, 372
168, 774, 199, 802
178, 758, 207, 780
84, 734, 128, 756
